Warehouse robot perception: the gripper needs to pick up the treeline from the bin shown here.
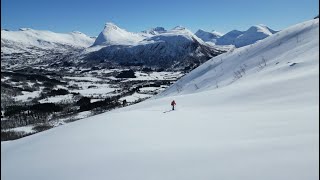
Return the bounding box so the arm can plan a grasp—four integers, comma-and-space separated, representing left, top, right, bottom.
1, 131, 35, 141
1, 124, 53, 141
2, 103, 63, 129
77, 96, 121, 112
2, 71, 65, 85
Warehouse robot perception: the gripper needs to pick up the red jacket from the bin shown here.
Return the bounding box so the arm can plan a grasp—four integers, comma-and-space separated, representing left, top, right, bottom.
171, 101, 176, 106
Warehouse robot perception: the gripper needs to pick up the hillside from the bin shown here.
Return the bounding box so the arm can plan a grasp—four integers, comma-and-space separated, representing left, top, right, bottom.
1, 28, 95, 67
1, 19, 319, 180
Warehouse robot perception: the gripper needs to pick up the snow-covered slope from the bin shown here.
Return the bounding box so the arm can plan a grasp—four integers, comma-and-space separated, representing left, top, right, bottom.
216, 24, 277, 47
1, 28, 95, 49
1, 28, 95, 67
195, 29, 223, 44
160, 20, 316, 96
1, 19, 319, 180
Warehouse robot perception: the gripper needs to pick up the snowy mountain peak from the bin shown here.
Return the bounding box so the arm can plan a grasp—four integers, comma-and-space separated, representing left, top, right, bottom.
71, 31, 85, 34
142, 27, 167, 35
153, 27, 166, 31
19, 28, 32, 31
196, 29, 207, 33
1, 28, 96, 58
104, 22, 120, 31
195, 29, 222, 44
211, 30, 223, 36
216, 24, 277, 47
172, 26, 186, 31
92, 22, 144, 46
247, 24, 276, 35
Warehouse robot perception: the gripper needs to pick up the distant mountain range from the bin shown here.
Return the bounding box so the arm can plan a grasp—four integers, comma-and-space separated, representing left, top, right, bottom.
194, 25, 277, 47
81, 23, 222, 69
1, 22, 277, 70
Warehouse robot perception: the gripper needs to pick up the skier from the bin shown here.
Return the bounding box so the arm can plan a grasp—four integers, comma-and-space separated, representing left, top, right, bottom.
122, 99, 127, 107
171, 100, 176, 110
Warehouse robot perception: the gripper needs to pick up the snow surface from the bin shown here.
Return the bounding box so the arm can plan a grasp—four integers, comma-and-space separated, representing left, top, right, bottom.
159, 19, 317, 96
1, 19, 319, 180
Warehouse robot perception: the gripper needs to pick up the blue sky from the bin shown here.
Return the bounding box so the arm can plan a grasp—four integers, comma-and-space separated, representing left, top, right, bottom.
1, 0, 318, 36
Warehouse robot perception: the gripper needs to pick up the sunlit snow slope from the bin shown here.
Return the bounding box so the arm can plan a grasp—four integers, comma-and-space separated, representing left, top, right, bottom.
1, 28, 95, 49
1, 19, 319, 180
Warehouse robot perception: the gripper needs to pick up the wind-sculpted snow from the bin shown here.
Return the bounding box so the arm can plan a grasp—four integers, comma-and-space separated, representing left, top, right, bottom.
1, 19, 319, 180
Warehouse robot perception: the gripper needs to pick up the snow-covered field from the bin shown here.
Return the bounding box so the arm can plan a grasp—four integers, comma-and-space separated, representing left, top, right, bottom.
14, 90, 42, 102
70, 86, 116, 97
1, 19, 319, 180
132, 71, 184, 81
2, 125, 36, 134
39, 94, 74, 104
119, 92, 153, 103
64, 76, 105, 82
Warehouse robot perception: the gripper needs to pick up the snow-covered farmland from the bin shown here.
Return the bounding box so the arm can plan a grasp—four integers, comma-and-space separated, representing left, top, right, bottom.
130, 71, 184, 81
39, 94, 74, 104
14, 90, 42, 102
119, 92, 153, 103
